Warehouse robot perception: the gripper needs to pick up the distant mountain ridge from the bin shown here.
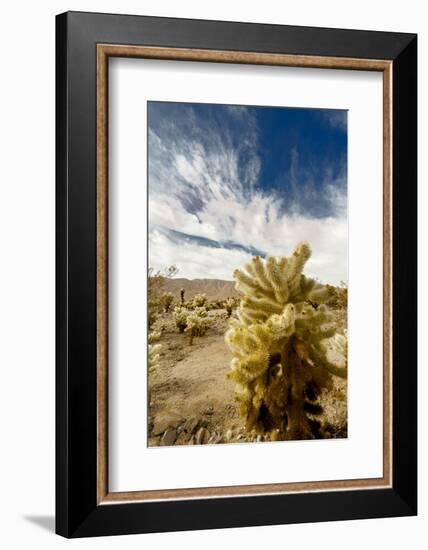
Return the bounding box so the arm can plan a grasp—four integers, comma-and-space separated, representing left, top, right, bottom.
163, 278, 239, 301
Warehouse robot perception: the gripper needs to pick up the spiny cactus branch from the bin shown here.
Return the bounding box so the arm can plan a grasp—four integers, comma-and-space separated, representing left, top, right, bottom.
225, 242, 347, 441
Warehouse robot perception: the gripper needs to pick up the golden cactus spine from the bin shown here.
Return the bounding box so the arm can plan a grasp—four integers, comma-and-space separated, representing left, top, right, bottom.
225, 242, 347, 441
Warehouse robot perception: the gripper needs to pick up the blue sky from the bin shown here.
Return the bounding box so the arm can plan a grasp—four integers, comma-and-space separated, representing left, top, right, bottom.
148, 101, 347, 283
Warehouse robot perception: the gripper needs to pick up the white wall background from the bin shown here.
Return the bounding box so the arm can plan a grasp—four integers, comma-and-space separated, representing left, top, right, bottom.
0, 1, 424, 548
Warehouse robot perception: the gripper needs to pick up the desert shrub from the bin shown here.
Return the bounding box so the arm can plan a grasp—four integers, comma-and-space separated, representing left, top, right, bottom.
148, 265, 178, 327
225, 242, 347, 441
205, 299, 223, 311
192, 293, 207, 308
207, 299, 224, 310
225, 297, 235, 318
335, 283, 348, 310
148, 310, 158, 328
180, 288, 185, 305
161, 291, 174, 312
325, 283, 348, 310
185, 307, 212, 345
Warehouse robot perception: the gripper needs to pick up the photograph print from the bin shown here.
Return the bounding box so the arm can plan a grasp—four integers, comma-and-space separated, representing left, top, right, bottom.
147, 101, 348, 447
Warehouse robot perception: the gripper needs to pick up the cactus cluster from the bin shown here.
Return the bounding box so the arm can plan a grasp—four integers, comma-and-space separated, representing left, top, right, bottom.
185, 307, 212, 345
192, 293, 207, 308
173, 305, 212, 344
225, 242, 347, 441
173, 306, 189, 333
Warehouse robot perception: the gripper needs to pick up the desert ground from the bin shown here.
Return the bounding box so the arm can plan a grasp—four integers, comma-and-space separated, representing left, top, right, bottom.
148, 280, 347, 447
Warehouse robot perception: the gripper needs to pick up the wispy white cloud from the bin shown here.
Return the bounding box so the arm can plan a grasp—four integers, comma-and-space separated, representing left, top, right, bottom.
148, 104, 347, 285
323, 110, 347, 132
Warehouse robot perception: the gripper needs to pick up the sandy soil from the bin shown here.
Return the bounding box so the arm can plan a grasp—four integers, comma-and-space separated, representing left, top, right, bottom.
148, 309, 242, 446
148, 307, 347, 447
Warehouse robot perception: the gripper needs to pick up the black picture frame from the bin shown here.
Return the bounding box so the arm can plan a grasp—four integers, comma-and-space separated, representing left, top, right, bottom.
56, 11, 417, 538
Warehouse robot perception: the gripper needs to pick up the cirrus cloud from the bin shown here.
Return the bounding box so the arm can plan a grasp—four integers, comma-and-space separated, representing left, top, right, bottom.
148, 102, 347, 285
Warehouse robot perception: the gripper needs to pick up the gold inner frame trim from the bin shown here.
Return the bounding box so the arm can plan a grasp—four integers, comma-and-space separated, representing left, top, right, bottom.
96, 44, 393, 505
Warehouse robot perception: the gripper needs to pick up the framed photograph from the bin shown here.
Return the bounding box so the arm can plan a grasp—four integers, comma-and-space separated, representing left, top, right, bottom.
56, 11, 417, 538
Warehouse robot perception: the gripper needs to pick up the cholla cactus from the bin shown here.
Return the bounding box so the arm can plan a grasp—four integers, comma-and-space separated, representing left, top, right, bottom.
173, 306, 188, 333
321, 329, 348, 376
185, 307, 212, 345
225, 297, 235, 318
193, 293, 207, 308
225, 242, 347, 441
148, 331, 162, 373
161, 291, 174, 312
180, 288, 185, 305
